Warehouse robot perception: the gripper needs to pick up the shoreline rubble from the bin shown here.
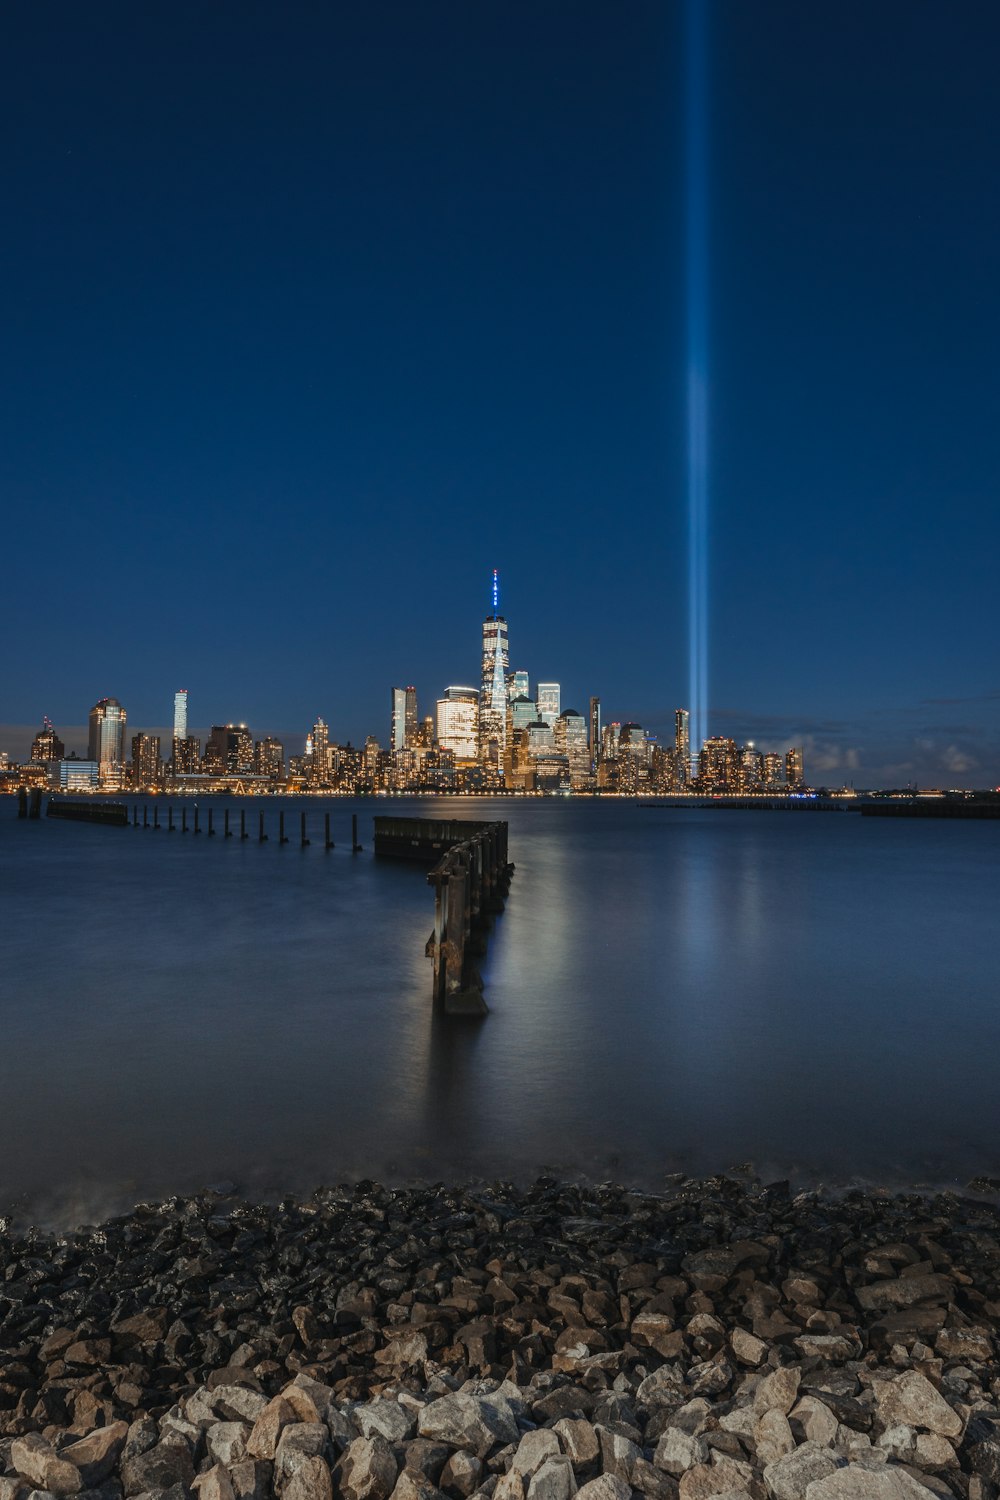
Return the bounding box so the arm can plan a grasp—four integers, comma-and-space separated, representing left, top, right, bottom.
2, 1175, 999, 1500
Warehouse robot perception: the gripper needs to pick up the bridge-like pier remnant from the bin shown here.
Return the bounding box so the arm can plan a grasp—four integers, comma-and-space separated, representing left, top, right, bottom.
373, 816, 514, 1015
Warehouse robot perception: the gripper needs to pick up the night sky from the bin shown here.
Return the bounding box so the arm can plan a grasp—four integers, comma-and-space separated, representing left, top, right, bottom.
3, 2, 998, 786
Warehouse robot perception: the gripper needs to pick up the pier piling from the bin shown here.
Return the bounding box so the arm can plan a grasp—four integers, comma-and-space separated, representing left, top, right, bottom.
301, 811, 310, 847
240, 809, 247, 840
153, 805, 159, 830
224, 809, 231, 838
17, 788, 28, 819
182, 807, 188, 834
279, 811, 288, 845
352, 813, 362, 852
29, 788, 42, 820
168, 805, 174, 831
143, 805, 148, 828
423, 820, 512, 1016
194, 807, 200, 835
325, 812, 333, 850
259, 812, 267, 843
208, 808, 215, 837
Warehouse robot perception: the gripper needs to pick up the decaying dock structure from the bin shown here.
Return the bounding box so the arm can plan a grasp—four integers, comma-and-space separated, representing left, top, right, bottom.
373, 816, 514, 1015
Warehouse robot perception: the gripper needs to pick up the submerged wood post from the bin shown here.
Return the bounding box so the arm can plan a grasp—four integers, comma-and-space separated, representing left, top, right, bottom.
153, 805, 160, 830
241, 808, 248, 839
168, 804, 174, 831
132, 804, 138, 827
143, 804, 148, 828
194, 806, 201, 835
29, 787, 42, 820
224, 808, 231, 838
279, 811, 288, 844
208, 808, 215, 836
325, 812, 333, 850
301, 811, 309, 847
259, 811, 267, 842
182, 806, 188, 833
17, 787, 28, 819
352, 813, 362, 851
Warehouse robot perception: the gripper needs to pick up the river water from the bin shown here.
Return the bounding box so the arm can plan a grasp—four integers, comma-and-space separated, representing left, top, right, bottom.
1, 796, 997, 1223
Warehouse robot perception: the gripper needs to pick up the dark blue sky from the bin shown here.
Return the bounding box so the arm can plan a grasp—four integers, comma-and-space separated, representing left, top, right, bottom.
3, 2, 998, 785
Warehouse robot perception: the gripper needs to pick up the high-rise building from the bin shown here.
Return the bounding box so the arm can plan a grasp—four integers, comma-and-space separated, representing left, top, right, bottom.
88, 698, 127, 786
436, 687, 479, 760
479, 569, 509, 768
763, 752, 784, 789
739, 743, 764, 792
536, 682, 560, 729
172, 691, 188, 770
31, 718, 65, 763
555, 710, 590, 783
255, 737, 285, 780
310, 718, 331, 783
130, 734, 162, 788
786, 746, 805, 788
172, 737, 201, 774
675, 709, 691, 783
698, 736, 739, 791
509, 669, 530, 701
589, 697, 601, 768
391, 687, 418, 751
204, 724, 253, 775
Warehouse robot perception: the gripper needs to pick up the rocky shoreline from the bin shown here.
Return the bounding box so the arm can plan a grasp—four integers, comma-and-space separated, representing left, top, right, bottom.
2, 1175, 1000, 1500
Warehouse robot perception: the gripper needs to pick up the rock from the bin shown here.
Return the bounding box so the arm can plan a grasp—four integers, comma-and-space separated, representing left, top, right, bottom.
762, 1442, 839, 1500
121, 1440, 195, 1496
10, 1436, 83, 1498
60, 1423, 129, 1486
871, 1372, 962, 1438
551, 1422, 598, 1467
192, 1463, 237, 1500
754, 1409, 795, 1467
855, 1277, 953, 1312
792, 1336, 856, 1364
526, 1458, 577, 1500
511, 1433, 561, 1479
284, 1457, 334, 1500
729, 1330, 767, 1367
418, 1395, 519, 1459
802, 1471, 940, 1498
337, 1437, 399, 1500
596, 1430, 640, 1483
653, 1430, 708, 1477
206, 1423, 251, 1468
247, 1398, 299, 1461
212, 1387, 268, 1425
355, 1402, 416, 1445
275, 1421, 328, 1482
573, 1480, 630, 1500
754, 1368, 801, 1419
405, 1442, 453, 1484
440, 1451, 483, 1499
678, 1455, 755, 1498
228, 1460, 274, 1500
935, 1327, 994, 1363
391, 1473, 449, 1500
912, 1433, 957, 1468
965, 1413, 1000, 1483
789, 1399, 838, 1449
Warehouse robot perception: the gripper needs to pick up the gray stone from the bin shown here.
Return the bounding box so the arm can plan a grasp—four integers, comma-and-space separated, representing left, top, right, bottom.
871, 1373, 962, 1438
754, 1367, 802, 1419
511, 1434, 561, 1479
355, 1403, 417, 1445
210, 1387, 268, 1425
526, 1459, 577, 1500
762, 1442, 839, 1500
440, 1452, 484, 1499
855, 1277, 953, 1312
754, 1409, 795, 1467
551, 1422, 598, 1468
803, 1471, 940, 1499
418, 1395, 519, 1459
788, 1399, 838, 1449
337, 1437, 399, 1500
60, 1424, 129, 1487
653, 1429, 708, 1477
596, 1430, 639, 1483
192, 1464, 236, 1500
121, 1441, 195, 1498
570, 1482, 629, 1500
10, 1438, 82, 1499
275, 1423, 328, 1483
284, 1457, 334, 1500
205, 1424, 251, 1468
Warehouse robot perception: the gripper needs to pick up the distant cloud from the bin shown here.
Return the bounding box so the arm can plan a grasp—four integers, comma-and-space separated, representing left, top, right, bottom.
921, 690, 1000, 707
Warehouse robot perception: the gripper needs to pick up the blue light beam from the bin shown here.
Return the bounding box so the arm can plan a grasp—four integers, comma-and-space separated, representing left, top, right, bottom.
685, 0, 709, 757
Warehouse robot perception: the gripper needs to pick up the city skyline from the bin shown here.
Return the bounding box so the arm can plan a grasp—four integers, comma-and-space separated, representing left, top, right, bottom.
2, 4, 998, 788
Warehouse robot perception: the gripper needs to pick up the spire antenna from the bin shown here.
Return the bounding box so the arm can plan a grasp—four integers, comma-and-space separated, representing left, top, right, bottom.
492, 568, 499, 616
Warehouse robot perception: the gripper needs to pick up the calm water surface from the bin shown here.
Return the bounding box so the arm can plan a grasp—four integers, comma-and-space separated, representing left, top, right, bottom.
0, 797, 997, 1222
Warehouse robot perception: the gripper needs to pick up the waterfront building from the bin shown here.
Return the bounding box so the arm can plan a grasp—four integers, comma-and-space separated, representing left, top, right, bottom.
589, 696, 601, 770
49, 757, 99, 791
88, 697, 127, 787
203, 724, 254, 775
601, 722, 621, 761
130, 734, 162, 788
555, 709, 590, 784
536, 682, 560, 729
254, 736, 284, 780
437, 686, 479, 760
675, 708, 691, 784
172, 736, 201, 774
786, 746, 805, 788
310, 718, 332, 784
739, 743, 764, 792
698, 736, 739, 792
763, 752, 784, 789
390, 686, 418, 751
479, 570, 509, 769
509, 669, 530, 701
31, 718, 65, 763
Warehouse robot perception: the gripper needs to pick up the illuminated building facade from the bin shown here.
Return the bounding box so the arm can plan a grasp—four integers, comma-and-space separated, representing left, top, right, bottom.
786, 746, 805, 788
509, 669, 530, 700
536, 682, 560, 729
204, 724, 253, 775
555, 709, 590, 784
31, 718, 65, 763
130, 733, 162, 788
310, 718, 331, 784
254, 736, 285, 780
589, 696, 601, 770
391, 686, 418, 751
675, 708, 691, 783
88, 697, 127, 787
698, 736, 739, 791
479, 570, 509, 768
763, 752, 784, 789
436, 686, 479, 760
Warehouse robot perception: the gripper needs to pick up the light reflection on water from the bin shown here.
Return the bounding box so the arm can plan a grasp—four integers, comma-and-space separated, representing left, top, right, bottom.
0, 796, 998, 1223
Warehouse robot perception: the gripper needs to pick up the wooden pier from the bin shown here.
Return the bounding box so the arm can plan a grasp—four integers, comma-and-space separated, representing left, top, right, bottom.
420, 820, 513, 1016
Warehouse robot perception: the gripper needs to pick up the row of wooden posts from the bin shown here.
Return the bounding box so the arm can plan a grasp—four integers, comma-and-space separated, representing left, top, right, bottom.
425, 821, 513, 1016
127, 802, 365, 849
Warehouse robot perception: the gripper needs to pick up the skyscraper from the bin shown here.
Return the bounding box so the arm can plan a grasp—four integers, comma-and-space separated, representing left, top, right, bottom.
31, 718, 65, 763
310, 718, 331, 784
88, 698, 127, 786
479, 569, 509, 768
589, 696, 601, 769
391, 687, 418, 751
204, 724, 253, 775
172, 690, 188, 770
536, 683, 561, 729
786, 746, 805, 788
675, 708, 691, 784
130, 733, 162, 788
436, 687, 479, 760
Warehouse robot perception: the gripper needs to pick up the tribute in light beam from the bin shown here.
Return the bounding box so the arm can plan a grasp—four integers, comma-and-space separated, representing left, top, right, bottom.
685, 0, 709, 759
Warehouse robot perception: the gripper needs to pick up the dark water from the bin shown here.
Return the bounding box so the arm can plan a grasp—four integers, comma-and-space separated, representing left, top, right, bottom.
1, 796, 998, 1223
